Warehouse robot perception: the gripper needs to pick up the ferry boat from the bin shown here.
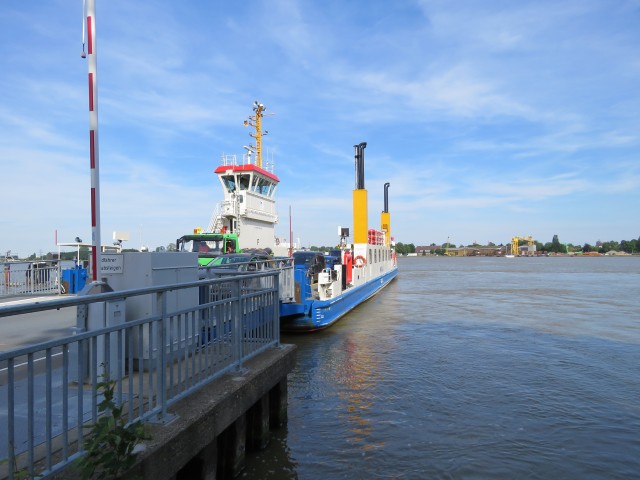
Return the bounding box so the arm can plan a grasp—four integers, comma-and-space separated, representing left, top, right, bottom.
204, 102, 398, 332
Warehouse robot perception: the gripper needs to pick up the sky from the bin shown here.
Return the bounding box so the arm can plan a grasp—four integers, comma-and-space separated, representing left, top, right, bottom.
1, 0, 639, 257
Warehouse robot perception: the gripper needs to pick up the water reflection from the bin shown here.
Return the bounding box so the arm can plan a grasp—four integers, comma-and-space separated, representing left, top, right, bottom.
335, 336, 380, 450
242, 424, 298, 479
243, 257, 640, 479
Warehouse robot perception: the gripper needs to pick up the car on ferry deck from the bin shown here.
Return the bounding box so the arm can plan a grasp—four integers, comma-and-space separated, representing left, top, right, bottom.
208, 252, 274, 272
293, 251, 326, 283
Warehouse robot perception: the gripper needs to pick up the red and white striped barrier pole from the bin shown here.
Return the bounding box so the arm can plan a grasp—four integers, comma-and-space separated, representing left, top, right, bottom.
84, 0, 102, 282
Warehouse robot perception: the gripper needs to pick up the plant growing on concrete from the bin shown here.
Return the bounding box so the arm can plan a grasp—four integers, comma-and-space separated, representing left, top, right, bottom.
0, 443, 40, 479
76, 373, 150, 480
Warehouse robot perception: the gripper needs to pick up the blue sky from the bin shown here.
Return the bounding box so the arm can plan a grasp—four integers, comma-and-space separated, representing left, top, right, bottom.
1, 0, 639, 256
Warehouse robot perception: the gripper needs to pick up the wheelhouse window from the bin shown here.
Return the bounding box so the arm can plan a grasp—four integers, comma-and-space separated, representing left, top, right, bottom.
221, 175, 236, 192
251, 175, 275, 197
238, 174, 251, 191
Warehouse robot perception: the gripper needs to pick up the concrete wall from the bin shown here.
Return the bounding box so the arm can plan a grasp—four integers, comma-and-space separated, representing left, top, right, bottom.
136, 344, 296, 480
53, 344, 296, 480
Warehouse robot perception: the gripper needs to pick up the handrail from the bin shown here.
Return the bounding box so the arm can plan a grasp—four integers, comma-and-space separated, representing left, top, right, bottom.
0, 272, 270, 317
0, 270, 280, 479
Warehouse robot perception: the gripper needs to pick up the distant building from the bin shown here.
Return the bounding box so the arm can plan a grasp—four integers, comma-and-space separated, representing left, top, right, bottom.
415, 245, 504, 256
416, 246, 440, 255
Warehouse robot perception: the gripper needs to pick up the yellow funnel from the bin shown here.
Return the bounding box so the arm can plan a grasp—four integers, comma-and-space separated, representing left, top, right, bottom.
381, 211, 390, 246
353, 189, 368, 244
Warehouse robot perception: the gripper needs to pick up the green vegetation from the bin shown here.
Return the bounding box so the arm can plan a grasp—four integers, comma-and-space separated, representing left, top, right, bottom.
412, 234, 639, 256
76, 374, 149, 480
542, 234, 567, 254
394, 242, 416, 255
538, 235, 639, 254
0, 453, 36, 479
594, 239, 638, 254
1, 372, 149, 480
309, 242, 417, 255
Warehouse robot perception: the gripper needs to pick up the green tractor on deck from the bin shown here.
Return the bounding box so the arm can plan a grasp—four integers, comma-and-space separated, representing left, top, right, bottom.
176, 231, 240, 266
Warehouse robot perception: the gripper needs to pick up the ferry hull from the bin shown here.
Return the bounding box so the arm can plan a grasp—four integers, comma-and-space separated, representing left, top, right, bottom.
280, 266, 398, 332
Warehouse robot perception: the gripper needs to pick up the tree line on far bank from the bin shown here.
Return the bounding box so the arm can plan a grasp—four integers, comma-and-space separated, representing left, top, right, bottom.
15, 234, 639, 261
405, 234, 639, 255
306, 235, 639, 256
526, 235, 637, 255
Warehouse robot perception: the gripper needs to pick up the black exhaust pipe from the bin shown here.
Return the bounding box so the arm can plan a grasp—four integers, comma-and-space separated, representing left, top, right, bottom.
383, 182, 390, 213
353, 142, 367, 189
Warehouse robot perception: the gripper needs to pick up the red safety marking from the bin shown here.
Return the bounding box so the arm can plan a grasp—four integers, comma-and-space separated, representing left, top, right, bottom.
213, 163, 280, 183
91, 188, 96, 226
87, 17, 93, 55
91, 246, 97, 281
89, 130, 95, 168
88, 73, 94, 111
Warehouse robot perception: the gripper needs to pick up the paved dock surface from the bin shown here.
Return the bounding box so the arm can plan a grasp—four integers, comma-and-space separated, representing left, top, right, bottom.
0, 295, 78, 352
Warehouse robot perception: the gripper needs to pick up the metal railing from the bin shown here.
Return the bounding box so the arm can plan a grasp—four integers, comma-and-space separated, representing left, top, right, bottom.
0, 270, 280, 479
200, 257, 295, 303
219, 153, 275, 173
1, 262, 60, 298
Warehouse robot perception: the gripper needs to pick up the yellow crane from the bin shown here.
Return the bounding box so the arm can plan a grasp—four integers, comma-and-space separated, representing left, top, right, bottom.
511, 235, 536, 256
445, 236, 452, 256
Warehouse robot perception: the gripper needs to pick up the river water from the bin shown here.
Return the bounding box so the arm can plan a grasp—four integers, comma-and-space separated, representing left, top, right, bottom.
243, 256, 640, 479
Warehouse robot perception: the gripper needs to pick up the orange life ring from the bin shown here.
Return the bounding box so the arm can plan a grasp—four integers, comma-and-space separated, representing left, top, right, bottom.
354, 255, 366, 268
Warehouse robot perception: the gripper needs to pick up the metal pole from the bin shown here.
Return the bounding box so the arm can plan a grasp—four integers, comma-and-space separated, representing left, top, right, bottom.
159, 291, 168, 419
273, 272, 280, 347
289, 205, 293, 257
85, 0, 102, 282
232, 280, 242, 368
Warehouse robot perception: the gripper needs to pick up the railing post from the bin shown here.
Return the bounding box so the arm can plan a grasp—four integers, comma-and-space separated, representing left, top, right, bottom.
158, 290, 168, 419
232, 279, 243, 369
7, 358, 15, 479
273, 271, 280, 347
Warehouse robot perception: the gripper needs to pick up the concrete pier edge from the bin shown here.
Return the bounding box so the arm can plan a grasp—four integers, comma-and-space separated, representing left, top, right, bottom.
50, 343, 296, 480
140, 343, 296, 479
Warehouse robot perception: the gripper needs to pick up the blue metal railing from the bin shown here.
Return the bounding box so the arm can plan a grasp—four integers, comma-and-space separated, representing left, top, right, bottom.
0, 270, 280, 479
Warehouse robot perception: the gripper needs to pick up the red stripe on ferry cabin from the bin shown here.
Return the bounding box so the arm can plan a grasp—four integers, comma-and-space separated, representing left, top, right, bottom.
213, 164, 280, 183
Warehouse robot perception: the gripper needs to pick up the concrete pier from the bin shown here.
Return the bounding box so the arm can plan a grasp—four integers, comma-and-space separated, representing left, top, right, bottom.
49, 343, 296, 480
136, 344, 296, 480
1, 268, 291, 480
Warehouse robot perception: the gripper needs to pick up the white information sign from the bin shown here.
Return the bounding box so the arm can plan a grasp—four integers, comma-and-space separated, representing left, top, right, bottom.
100, 254, 124, 274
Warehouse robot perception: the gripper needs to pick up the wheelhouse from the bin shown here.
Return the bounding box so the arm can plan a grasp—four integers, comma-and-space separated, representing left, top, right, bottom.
215, 164, 279, 199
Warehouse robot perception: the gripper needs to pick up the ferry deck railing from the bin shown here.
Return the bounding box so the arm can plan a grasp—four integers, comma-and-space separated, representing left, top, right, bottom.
200, 257, 294, 303
219, 153, 275, 173
0, 270, 280, 479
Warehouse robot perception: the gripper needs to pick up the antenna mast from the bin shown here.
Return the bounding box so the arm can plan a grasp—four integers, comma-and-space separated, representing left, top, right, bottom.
245, 101, 267, 168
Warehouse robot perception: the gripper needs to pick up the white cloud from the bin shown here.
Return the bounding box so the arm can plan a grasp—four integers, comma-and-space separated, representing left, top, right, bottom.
1, 0, 639, 255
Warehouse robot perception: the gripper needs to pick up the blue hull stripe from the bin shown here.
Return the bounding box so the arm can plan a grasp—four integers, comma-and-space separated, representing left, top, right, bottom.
281, 266, 398, 332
